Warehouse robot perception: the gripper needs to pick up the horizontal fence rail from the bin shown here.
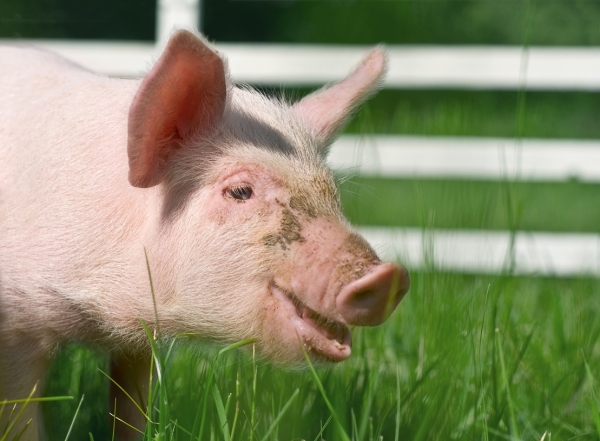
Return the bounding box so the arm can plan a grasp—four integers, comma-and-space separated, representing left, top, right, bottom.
359, 227, 600, 277
3, 39, 600, 90
329, 136, 600, 182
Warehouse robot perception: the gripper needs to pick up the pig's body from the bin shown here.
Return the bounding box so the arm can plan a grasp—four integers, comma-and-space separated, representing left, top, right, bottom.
0, 32, 409, 441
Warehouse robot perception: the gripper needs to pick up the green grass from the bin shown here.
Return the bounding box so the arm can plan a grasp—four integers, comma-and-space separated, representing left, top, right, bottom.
37, 273, 600, 441
340, 177, 600, 233
269, 89, 600, 140
349, 90, 600, 140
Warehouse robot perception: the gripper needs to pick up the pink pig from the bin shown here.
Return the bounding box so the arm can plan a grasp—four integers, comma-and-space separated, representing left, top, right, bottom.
0, 30, 409, 440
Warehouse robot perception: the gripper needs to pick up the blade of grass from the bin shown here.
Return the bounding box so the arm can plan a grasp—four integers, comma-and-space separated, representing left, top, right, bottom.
111, 399, 116, 441
0, 383, 37, 441
144, 248, 160, 337
312, 415, 333, 441
141, 320, 169, 440
301, 342, 351, 441
108, 413, 145, 436
357, 370, 380, 441
583, 353, 600, 437
98, 369, 153, 426
212, 385, 231, 441
9, 418, 31, 441
250, 344, 257, 441
1, 396, 73, 405
395, 367, 401, 441
64, 394, 85, 441
496, 331, 520, 440
259, 389, 299, 441
351, 409, 358, 440
193, 339, 256, 441
230, 369, 241, 441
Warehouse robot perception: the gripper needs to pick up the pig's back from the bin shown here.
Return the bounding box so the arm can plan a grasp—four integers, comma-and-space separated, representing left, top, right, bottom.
0, 45, 142, 289
0, 44, 139, 190
0, 46, 95, 110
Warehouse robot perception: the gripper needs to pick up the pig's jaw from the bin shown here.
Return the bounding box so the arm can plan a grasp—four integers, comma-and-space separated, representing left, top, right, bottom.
269, 282, 352, 362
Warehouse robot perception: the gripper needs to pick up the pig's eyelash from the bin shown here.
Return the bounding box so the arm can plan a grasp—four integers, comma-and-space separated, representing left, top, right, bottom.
226, 185, 253, 201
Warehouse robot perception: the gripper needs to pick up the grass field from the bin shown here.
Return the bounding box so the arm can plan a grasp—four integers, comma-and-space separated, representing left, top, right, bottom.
38, 271, 600, 441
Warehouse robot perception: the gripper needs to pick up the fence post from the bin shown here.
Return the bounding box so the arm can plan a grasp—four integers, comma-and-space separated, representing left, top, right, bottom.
156, 0, 201, 43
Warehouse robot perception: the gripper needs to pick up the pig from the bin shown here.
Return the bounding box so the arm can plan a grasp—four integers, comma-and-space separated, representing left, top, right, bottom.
0, 30, 410, 440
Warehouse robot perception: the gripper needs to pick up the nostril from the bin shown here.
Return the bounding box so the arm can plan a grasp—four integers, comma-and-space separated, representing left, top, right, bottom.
352, 289, 374, 305
337, 262, 409, 326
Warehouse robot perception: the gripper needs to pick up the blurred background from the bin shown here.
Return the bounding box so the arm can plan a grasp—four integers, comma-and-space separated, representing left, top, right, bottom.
2, 1, 600, 440
2, 0, 600, 45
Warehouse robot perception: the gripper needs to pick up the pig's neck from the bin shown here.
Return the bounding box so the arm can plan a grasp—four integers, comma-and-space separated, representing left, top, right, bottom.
90, 185, 177, 346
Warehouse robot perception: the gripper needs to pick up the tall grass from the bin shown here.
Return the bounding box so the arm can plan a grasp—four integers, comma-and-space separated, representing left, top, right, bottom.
31, 271, 600, 441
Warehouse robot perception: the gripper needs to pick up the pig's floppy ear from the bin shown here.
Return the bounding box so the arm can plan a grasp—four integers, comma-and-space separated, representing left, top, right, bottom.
128, 30, 227, 188
292, 47, 387, 153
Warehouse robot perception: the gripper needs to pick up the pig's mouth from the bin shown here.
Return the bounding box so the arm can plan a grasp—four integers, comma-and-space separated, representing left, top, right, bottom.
270, 282, 352, 362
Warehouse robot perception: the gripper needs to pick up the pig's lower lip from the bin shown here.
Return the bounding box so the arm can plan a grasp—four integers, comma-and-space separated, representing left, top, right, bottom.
269, 283, 352, 362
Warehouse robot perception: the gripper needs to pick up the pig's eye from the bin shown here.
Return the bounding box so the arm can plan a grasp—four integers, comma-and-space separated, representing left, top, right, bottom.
226, 185, 253, 201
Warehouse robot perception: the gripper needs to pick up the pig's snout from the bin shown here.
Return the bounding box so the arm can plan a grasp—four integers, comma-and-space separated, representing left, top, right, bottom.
337, 262, 409, 326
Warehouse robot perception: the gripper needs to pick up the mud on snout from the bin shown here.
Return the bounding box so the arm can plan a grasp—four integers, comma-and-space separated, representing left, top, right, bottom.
261, 201, 410, 363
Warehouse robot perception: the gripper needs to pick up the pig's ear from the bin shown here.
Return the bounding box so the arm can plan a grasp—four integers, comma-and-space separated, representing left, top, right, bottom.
292, 47, 387, 152
128, 30, 227, 188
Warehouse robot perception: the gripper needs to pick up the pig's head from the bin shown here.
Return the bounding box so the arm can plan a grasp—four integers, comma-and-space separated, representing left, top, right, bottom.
126, 30, 409, 363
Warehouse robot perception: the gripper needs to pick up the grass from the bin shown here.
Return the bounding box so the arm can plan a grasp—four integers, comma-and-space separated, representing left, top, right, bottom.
35, 273, 600, 441
340, 177, 600, 233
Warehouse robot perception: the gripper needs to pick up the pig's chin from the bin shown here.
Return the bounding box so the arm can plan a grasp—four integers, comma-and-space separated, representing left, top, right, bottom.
269, 283, 352, 362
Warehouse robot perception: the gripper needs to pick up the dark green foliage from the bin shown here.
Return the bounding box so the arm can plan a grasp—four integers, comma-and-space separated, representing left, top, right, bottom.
203, 0, 600, 46
0, 0, 155, 40
340, 178, 600, 233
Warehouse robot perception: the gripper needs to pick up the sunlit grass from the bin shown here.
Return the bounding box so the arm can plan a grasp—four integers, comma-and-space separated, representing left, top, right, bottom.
32, 272, 600, 441
340, 177, 600, 233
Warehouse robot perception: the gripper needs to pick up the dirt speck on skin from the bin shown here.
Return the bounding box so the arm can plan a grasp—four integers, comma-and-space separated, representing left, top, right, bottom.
289, 195, 317, 219
335, 233, 381, 286
289, 173, 341, 219
263, 234, 286, 249
336, 259, 373, 287
262, 205, 305, 251
346, 233, 379, 261
280, 208, 304, 243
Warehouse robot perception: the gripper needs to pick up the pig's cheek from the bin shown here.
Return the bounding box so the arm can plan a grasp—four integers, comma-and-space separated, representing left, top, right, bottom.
259, 289, 300, 360
202, 197, 256, 226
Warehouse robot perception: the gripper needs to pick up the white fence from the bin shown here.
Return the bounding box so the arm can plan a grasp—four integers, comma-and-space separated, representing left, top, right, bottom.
3, 0, 599, 277
7, 40, 600, 91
